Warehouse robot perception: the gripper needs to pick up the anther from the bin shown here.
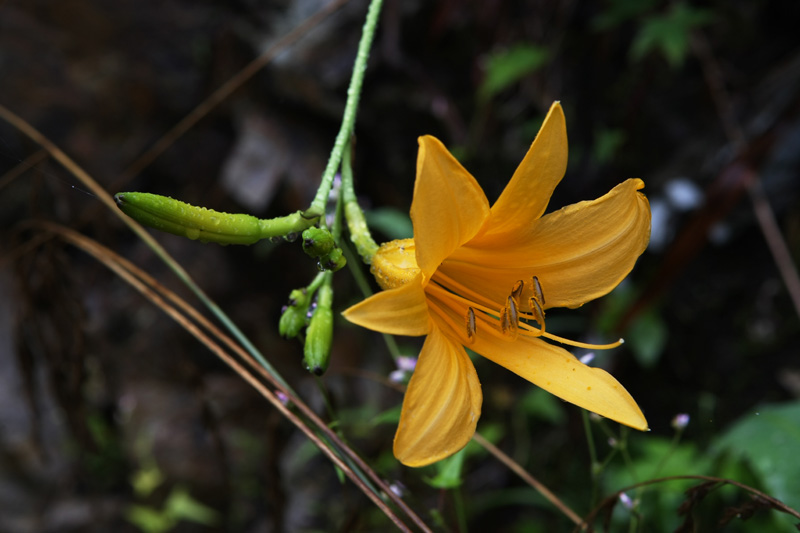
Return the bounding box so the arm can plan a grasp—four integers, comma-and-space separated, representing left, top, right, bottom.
511, 280, 524, 304
532, 276, 545, 306
465, 307, 477, 344
528, 296, 545, 333
500, 295, 519, 339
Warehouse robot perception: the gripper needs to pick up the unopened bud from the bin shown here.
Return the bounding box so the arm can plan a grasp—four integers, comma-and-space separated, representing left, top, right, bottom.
279, 289, 310, 338
302, 227, 335, 258
317, 248, 347, 272
303, 282, 333, 375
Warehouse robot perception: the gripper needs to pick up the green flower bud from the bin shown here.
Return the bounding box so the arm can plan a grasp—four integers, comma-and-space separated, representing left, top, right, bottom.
302, 227, 335, 258
279, 289, 310, 338
317, 248, 347, 272
303, 281, 333, 375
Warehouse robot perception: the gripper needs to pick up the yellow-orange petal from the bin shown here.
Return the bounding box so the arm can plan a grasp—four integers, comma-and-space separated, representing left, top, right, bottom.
394, 326, 483, 466
411, 136, 490, 278
442, 178, 650, 310
472, 332, 647, 430
477, 101, 568, 240
342, 273, 431, 336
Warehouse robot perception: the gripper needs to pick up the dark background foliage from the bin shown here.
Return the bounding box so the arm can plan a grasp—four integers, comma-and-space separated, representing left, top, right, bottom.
1, 0, 799, 531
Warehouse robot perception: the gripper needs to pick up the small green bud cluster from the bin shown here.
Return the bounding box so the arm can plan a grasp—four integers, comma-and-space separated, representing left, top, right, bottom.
301, 227, 347, 272
278, 273, 335, 376
279, 288, 311, 339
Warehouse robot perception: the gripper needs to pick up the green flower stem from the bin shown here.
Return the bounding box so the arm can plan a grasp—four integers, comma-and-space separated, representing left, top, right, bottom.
305, 0, 384, 220
307, 270, 326, 294
342, 138, 379, 263
582, 410, 600, 503
331, 172, 345, 242
653, 426, 685, 477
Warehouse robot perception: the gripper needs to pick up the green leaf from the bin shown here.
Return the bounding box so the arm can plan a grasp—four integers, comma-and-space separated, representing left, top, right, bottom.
365, 207, 413, 240
602, 436, 714, 531
371, 404, 402, 426
425, 446, 467, 489
520, 387, 566, 424
626, 309, 668, 368
607, 436, 712, 488
479, 45, 549, 100
592, 0, 660, 31
125, 505, 175, 533
593, 128, 627, 164
131, 462, 165, 498
714, 402, 800, 511
631, 2, 712, 68
594, 283, 667, 368
164, 486, 219, 526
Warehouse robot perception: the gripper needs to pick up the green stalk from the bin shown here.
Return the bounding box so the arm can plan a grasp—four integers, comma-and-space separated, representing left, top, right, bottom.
341, 138, 379, 263
306, 0, 384, 219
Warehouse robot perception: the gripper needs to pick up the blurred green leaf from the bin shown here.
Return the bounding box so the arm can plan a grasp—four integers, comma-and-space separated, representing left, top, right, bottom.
126, 486, 219, 533
627, 309, 668, 368
83, 413, 126, 488
714, 402, 800, 511
631, 2, 712, 67
164, 486, 219, 526
603, 436, 714, 531
520, 387, 566, 424
372, 404, 402, 426
593, 128, 627, 164
365, 207, 413, 240
126, 505, 175, 533
475, 422, 504, 448
479, 45, 549, 100
425, 447, 467, 489
131, 461, 165, 498
607, 436, 711, 487
592, 0, 659, 31
594, 283, 667, 368
596, 281, 635, 333
423, 424, 504, 488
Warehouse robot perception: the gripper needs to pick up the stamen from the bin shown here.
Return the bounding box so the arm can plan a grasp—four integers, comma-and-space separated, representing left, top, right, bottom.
511, 279, 524, 304
532, 276, 545, 306
540, 331, 624, 350
427, 295, 467, 340
465, 307, 476, 344
500, 295, 519, 339
528, 297, 546, 332
429, 270, 622, 352
433, 270, 500, 312
427, 281, 502, 319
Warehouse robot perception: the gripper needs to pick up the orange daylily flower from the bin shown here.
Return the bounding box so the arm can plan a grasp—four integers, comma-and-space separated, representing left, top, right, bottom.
343, 102, 651, 467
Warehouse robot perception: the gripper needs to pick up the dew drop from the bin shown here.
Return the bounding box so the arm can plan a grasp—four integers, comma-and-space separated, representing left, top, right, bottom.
185, 227, 201, 240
